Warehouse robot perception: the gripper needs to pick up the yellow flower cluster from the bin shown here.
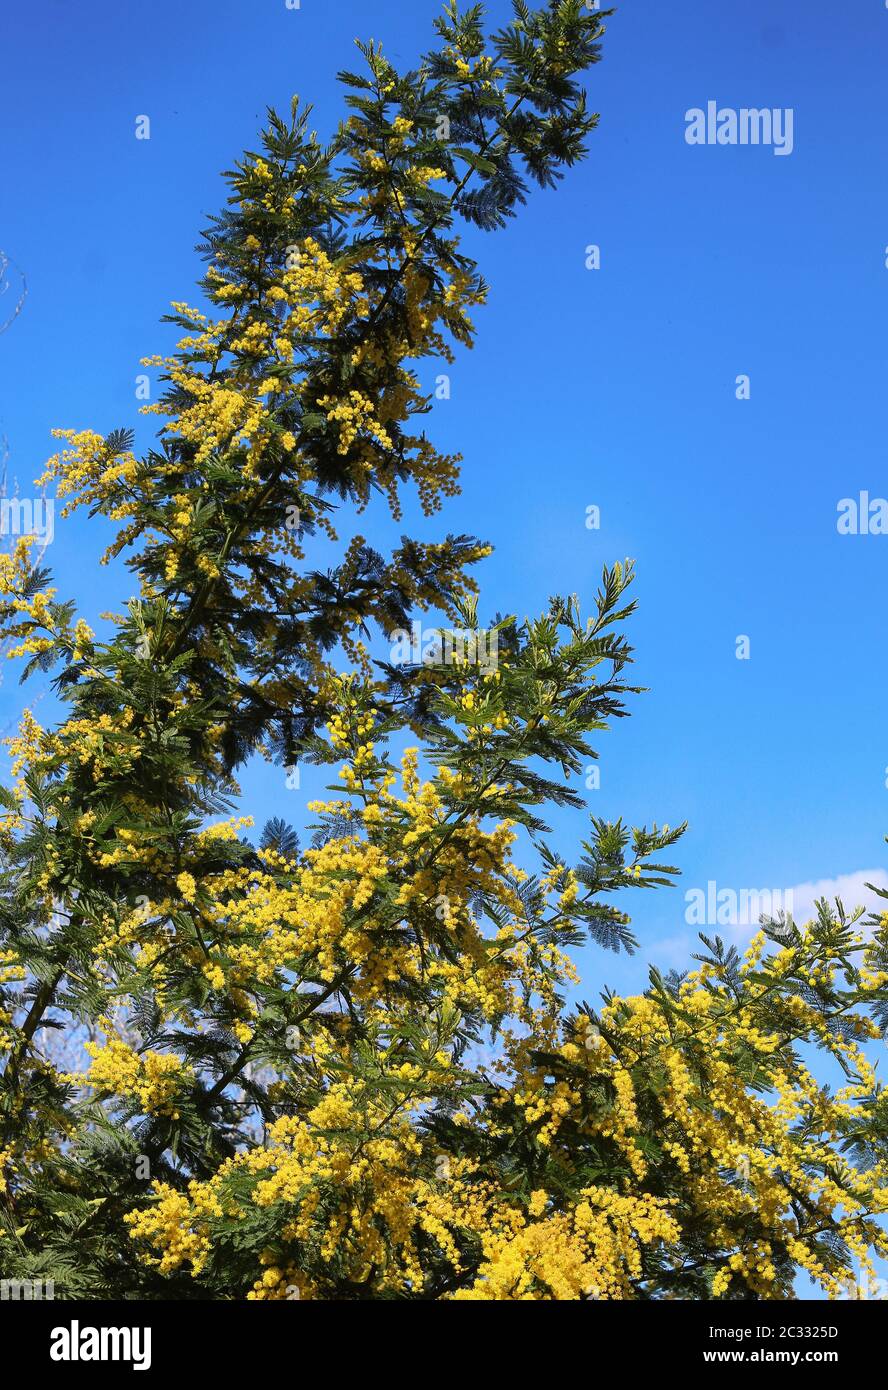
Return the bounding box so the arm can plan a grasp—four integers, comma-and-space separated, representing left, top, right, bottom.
318, 389, 393, 457
99, 717, 888, 1300
37, 429, 139, 520
72, 1033, 192, 1119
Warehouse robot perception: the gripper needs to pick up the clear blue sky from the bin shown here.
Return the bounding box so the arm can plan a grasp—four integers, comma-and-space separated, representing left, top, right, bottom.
2, 0, 888, 1017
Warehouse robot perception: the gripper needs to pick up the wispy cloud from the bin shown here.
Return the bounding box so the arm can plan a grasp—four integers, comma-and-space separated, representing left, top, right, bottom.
649, 932, 695, 968
710, 868, 888, 943
664, 870, 888, 963
781, 868, 888, 929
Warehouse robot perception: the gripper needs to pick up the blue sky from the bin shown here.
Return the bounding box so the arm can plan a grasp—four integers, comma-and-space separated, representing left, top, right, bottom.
2, 0, 888, 1025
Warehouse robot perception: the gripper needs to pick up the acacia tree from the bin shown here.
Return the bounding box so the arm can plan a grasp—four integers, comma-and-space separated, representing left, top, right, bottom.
2, 1, 888, 1301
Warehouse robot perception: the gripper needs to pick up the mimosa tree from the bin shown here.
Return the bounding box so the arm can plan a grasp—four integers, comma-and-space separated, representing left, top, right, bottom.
2, 1, 888, 1301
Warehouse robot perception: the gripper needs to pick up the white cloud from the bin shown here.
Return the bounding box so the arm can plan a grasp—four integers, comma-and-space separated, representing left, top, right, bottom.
781, 868, 888, 930
675, 870, 888, 946
650, 932, 695, 968
646, 871, 888, 975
